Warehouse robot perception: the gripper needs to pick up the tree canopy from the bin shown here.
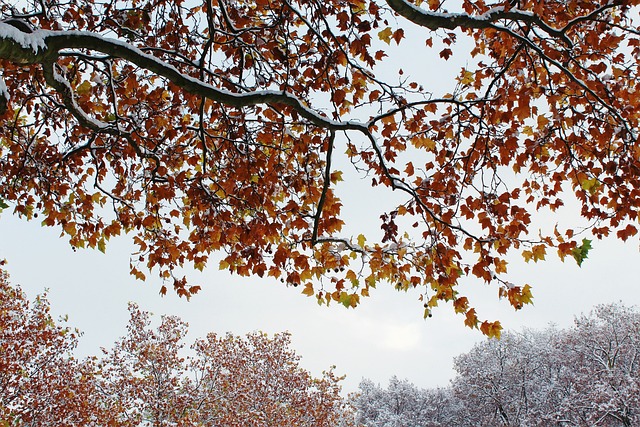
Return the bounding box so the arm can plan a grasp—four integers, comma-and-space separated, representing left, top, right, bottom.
352, 302, 640, 426
0, 0, 638, 334
0, 267, 355, 426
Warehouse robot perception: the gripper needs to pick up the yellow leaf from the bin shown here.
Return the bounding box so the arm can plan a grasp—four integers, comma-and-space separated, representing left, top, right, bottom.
63, 222, 77, 236
98, 238, 106, 254
520, 284, 534, 305
480, 321, 502, 339
357, 233, 366, 248
537, 114, 549, 128
532, 244, 546, 262
378, 27, 393, 44
581, 177, 600, 195
346, 269, 357, 282
299, 269, 313, 281
412, 136, 436, 150
76, 80, 92, 95
350, 0, 367, 13
302, 283, 315, 296
459, 69, 474, 85
494, 258, 508, 274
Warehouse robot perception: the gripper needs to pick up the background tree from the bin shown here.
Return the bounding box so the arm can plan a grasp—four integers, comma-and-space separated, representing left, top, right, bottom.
451, 328, 567, 426
352, 377, 465, 427
188, 331, 354, 427
0, 264, 104, 426
352, 303, 640, 426
97, 305, 358, 427
0, 266, 357, 426
97, 303, 193, 426
0, 0, 638, 331
550, 304, 640, 426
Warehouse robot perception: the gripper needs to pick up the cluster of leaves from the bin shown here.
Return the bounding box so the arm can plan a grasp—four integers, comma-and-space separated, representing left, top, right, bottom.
0, 0, 638, 332
0, 268, 356, 426
0, 262, 104, 426
351, 302, 640, 426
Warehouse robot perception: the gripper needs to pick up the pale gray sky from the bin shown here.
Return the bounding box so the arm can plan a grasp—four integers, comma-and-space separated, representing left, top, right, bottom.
2, 196, 639, 394
1, 9, 639, 395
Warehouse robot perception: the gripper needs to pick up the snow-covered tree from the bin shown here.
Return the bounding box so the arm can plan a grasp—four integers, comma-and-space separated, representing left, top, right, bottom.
0, 266, 356, 426
550, 303, 640, 426
352, 377, 463, 427
354, 303, 640, 427
0, 266, 104, 426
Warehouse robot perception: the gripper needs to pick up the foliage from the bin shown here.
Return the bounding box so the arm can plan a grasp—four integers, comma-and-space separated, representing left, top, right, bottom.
0, 262, 104, 426
0, 267, 357, 426
0, 0, 639, 331
352, 377, 464, 427
351, 302, 640, 426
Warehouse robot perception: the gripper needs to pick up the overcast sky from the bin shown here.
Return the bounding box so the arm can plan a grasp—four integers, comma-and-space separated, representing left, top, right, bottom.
2, 189, 639, 394
1, 11, 639, 395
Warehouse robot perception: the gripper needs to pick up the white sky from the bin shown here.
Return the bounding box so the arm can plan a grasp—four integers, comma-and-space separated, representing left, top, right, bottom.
1, 9, 639, 395
1, 194, 639, 394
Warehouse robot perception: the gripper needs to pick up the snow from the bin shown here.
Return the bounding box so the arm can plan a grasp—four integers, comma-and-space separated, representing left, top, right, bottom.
0, 23, 47, 53
0, 74, 7, 99
0, 24, 366, 130
47, 30, 366, 130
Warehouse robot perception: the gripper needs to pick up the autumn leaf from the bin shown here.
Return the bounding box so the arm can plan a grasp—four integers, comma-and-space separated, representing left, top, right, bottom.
617, 224, 638, 241
392, 29, 405, 45
581, 177, 600, 195
302, 283, 315, 297
439, 48, 453, 60
458, 69, 474, 86
572, 238, 593, 267
378, 27, 393, 44
480, 321, 502, 339
453, 297, 469, 314
76, 80, 92, 95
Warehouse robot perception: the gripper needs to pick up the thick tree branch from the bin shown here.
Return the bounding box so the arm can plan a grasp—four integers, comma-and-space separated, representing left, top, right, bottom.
0, 24, 369, 133
383, 0, 621, 44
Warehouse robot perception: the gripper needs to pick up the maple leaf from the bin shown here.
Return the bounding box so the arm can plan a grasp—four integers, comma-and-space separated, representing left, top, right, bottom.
480, 321, 502, 339
572, 239, 593, 267
439, 48, 453, 60
378, 27, 393, 44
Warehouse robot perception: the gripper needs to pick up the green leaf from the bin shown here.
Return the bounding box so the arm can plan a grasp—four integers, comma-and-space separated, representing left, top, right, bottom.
339, 292, 352, 308
0, 198, 8, 212
98, 238, 106, 254
572, 238, 592, 267
581, 178, 600, 195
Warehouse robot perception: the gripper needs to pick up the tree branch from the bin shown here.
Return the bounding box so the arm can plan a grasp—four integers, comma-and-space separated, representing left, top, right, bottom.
42, 31, 368, 132
311, 131, 335, 244
0, 24, 370, 134
384, 0, 593, 44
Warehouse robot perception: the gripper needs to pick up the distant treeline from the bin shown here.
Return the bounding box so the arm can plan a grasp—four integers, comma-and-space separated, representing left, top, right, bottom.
352, 302, 640, 427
